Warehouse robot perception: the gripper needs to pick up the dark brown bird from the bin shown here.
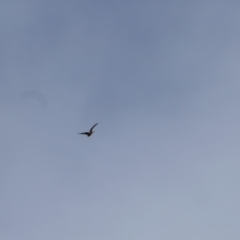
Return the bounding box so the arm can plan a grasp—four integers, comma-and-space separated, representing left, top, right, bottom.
78, 123, 98, 137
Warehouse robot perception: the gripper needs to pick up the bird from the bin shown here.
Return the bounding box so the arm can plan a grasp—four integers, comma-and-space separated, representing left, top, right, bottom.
78, 123, 98, 137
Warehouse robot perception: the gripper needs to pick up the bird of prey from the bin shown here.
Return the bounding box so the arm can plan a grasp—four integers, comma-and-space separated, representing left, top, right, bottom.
78, 123, 98, 137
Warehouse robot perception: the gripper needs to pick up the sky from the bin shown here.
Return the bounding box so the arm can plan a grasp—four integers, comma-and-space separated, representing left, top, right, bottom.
1, 1, 240, 239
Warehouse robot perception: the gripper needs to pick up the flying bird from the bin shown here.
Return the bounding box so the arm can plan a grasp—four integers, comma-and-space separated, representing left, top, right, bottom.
78, 123, 98, 137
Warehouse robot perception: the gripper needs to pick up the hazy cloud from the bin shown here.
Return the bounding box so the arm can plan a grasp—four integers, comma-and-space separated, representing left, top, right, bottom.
1, 1, 240, 240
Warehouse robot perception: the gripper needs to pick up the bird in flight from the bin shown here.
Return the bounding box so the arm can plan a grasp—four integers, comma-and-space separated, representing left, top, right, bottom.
78, 123, 98, 137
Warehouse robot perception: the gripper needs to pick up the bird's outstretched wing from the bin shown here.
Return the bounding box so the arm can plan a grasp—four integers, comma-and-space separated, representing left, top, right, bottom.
90, 123, 98, 132
78, 132, 89, 135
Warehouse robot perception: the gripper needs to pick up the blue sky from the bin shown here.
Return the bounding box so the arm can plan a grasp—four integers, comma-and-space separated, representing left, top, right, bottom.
1, 1, 240, 239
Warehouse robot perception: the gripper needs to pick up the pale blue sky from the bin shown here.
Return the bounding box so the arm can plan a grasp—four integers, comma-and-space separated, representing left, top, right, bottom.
1, 1, 240, 239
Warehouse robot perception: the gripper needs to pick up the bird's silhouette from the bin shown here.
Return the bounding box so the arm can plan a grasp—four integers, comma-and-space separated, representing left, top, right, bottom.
78, 123, 98, 137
